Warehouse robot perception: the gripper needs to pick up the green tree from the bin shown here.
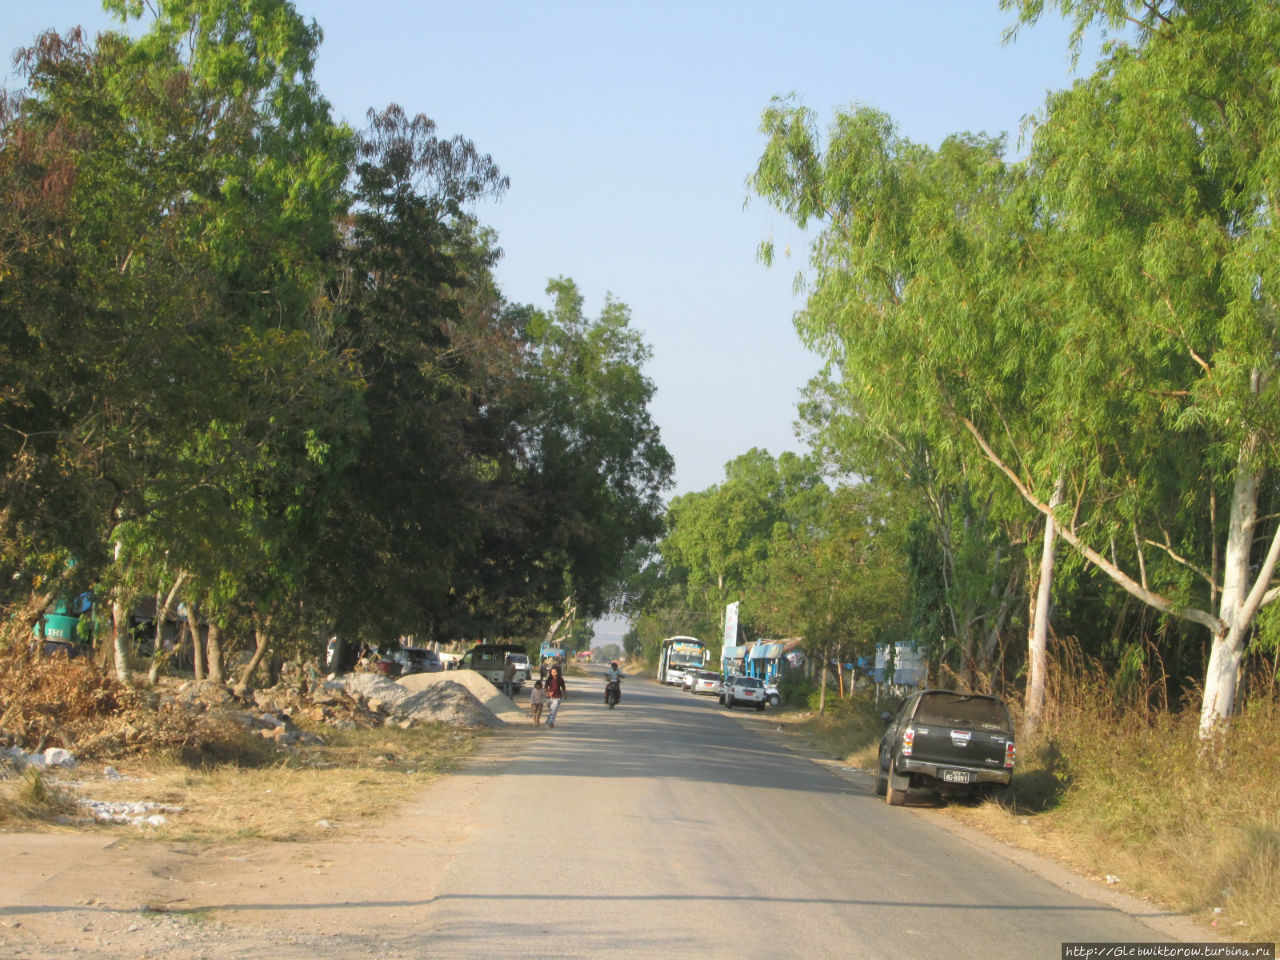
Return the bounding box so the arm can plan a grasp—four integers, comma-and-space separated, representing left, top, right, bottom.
753, 483, 908, 712
753, 0, 1280, 736
752, 102, 1055, 712
660, 449, 826, 644
495, 278, 674, 633
305, 103, 512, 653
0, 1, 358, 688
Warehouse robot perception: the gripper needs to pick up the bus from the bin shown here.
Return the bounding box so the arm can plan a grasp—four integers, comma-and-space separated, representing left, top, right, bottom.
657, 636, 709, 686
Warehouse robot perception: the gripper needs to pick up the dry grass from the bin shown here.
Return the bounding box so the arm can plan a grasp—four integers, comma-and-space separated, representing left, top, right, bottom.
0, 721, 484, 841
0, 644, 207, 758
951, 698, 1280, 944
771, 693, 888, 770
0, 767, 80, 824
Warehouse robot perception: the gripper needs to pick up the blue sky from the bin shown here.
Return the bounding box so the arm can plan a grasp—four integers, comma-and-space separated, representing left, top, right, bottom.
3, 2, 1104, 643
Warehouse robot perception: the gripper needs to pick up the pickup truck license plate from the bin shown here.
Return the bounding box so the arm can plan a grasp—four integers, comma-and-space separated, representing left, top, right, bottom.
941, 769, 971, 784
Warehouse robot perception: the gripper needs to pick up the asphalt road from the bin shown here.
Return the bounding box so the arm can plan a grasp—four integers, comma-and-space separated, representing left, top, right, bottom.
410, 668, 1181, 960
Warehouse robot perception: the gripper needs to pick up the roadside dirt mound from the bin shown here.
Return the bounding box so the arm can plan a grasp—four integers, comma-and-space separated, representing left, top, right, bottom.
398, 670, 528, 724
337, 672, 504, 728
399, 682, 503, 729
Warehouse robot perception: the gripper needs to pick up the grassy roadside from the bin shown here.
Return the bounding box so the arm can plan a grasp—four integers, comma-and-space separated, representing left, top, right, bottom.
770, 690, 1279, 945
0, 645, 488, 841
0, 720, 485, 843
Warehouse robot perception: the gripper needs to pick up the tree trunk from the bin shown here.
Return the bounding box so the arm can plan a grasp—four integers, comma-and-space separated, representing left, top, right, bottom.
543, 596, 577, 649
109, 540, 133, 686
187, 599, 205, 683
111, 594, 132, 687
147, 584, 165, 687
233, 621, 271, 698
1025, 478, 1064, 737
206, 621, 225, 684
817, 646, 830, 715
980, 563, 1020, 688
1199, 448, 1272, 735
146, 570, 188, 686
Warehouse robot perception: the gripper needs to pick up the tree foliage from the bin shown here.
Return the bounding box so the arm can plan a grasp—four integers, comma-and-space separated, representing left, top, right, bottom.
750, 0, 1280, 732
0, 2, 671, 689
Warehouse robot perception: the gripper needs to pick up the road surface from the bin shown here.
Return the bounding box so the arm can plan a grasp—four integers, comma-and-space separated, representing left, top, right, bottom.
1, 668, 1203, 959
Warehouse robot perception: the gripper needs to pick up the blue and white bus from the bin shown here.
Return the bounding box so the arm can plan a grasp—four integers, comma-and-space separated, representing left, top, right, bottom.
657, 636, 709, 686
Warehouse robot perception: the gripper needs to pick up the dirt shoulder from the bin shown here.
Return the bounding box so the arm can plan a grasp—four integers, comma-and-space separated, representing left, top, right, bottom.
0, 726, 533, 960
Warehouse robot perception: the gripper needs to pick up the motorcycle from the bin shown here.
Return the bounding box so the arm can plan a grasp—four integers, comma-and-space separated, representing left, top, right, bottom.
604, 676, 622, 708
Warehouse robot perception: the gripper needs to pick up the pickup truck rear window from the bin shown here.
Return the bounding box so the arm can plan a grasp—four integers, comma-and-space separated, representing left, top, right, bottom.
915, 693, 1009, 729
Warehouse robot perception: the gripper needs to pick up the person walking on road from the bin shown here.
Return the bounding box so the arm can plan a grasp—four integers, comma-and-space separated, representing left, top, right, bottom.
529, 679, 548, 726
545, 664, 567, 727
502, 654, 517, 699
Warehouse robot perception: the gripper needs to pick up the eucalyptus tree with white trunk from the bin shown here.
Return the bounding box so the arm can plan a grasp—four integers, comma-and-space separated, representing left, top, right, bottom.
1008, 0, 1280, 735
753, 0, 1280, 738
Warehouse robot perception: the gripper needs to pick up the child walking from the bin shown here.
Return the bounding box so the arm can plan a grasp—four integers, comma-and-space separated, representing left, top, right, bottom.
545, 664, 567, 727
529, 679, 548, 726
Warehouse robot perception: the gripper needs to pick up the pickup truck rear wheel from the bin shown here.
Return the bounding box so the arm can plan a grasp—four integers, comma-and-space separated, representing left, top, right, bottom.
885, 756, 910, 806
874, 751, 888, 797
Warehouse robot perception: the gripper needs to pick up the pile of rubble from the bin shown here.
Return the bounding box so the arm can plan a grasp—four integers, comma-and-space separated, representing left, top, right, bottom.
335, 673, 504, 729
167, 681, 379, 747
1, 745, 78, 771
162, 669, 506, 745
0, 652, 511, 765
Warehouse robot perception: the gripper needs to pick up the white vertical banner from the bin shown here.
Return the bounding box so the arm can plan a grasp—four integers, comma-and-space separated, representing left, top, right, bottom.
723, 601, 739, 649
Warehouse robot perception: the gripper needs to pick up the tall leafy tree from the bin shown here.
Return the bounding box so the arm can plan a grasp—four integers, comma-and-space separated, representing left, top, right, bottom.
752, 102, 1060, 714
307, 104, 513, 651
753, 483, 908, 711
753, 0, 1280, 735
497, 277, 674, 631
0, 1, 358, 685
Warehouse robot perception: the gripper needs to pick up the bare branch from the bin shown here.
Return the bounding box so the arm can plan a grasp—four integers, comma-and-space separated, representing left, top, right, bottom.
1142, 536, 1214, 590
1133, 523, 1148, 591
958, 413, 1225, 635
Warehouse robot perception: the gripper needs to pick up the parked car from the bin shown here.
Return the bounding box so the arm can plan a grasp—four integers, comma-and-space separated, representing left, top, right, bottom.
720, 675, 766, 710
461, 643, 528, 693
508, 652, 531, 682
393, 646, 443, 676
876, 689, 1016, 806
691, 670, 722, 696
763, 680, 781, 707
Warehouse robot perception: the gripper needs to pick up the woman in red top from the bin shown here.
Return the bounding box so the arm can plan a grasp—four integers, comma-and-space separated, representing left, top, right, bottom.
545, 665, 568, 727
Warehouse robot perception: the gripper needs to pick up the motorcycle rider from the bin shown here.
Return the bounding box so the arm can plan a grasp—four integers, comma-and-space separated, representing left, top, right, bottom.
604, 661, 622, 705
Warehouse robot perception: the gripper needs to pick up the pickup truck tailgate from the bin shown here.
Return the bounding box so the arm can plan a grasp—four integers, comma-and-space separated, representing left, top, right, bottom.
909, 723, 1010, 767
907, 692, 1014, 772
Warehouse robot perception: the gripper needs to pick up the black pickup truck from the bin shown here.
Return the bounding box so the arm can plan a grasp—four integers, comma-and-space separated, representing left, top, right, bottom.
876, 689, 1016, 805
